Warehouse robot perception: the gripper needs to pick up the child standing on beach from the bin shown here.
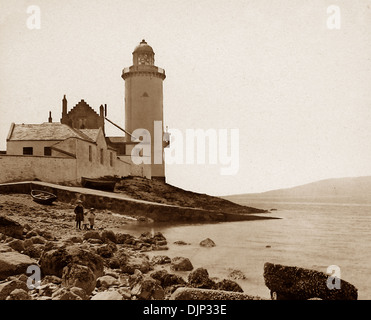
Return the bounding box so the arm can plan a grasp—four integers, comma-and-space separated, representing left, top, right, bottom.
74, 200, 84, 230
82, 210, 89, 230
87, 208, 96, 230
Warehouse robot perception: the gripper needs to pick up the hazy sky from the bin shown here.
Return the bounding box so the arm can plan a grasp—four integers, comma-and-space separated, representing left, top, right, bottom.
0, 0, 370, 196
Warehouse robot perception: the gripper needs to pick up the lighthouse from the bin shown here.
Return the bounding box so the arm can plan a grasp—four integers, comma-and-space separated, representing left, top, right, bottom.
122, 40, 166, 180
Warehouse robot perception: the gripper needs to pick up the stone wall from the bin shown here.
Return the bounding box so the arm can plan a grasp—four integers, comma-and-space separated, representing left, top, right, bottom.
0, 155, 77, 184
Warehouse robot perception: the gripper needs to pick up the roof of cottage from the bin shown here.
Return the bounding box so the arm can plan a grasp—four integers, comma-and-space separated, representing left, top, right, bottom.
7, 122, 96, 142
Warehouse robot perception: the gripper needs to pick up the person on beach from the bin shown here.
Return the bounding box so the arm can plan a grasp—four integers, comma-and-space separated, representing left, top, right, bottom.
74, 200, 84, 230
82, 210, 89, 230
87, 208, 96, 230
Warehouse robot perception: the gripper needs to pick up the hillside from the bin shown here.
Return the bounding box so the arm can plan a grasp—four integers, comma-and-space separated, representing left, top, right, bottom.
115, 176, 267, 214
223, 176, 371, 202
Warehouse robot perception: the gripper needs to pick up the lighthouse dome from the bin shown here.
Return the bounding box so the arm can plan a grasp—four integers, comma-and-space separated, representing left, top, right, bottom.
133, 39, 154, 54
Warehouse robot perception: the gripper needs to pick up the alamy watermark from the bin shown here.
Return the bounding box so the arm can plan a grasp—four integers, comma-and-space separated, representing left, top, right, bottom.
26, 265, 41, 289
327, 5, 341, 30
327, 265, 341, 290
26, 5, 41, 30
130, 121, 240, 176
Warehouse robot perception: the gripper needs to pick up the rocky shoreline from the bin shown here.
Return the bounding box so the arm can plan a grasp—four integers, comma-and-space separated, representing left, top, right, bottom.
0, 194, 359, 300
0, 194, 262, 300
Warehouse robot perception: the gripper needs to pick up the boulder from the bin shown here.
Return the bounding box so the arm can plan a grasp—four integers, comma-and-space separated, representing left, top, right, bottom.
0, 216, 24, 239
83, 231, 101, 241
117, 287, 132, 300
170, 287, 265, 300
0, 244, 13, 253
61, 263, 96, 295
199, 238, 216, 247
38, 283, 60, 297
65, 236, 83, 244
115, 249, 152, 274
115, 233, 135, 245
5, 288, 31, 300
131, 278, 165, 300
7, 239, 25, 253
0, 280, 29, 300
227, 269, 247, 280
174, 241, 190, 246
263, 262, 358, 300
23, 244, 44, 259
39, 245, 104, 279
70, 286, 88, 300
91, 290, 123, 300
151, 255, 171, 265
187, 268, 215, 289
96, 275, 120, 288
215, 279, 243, 292
101, 230, 117, 244
128, 269, 144, 288
25, 230, 39, 239
87, 238, 103, 245
170, 257, 193, 271
41, 275, 62, 285
0, 251, 37, 280
150, 270, 186, 288
30, 236, 47, 245
96, 243, 117, 258
51, 287, 83, 300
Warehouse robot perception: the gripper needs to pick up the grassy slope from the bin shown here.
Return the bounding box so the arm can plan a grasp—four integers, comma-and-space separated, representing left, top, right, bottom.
115, 176, 267, 214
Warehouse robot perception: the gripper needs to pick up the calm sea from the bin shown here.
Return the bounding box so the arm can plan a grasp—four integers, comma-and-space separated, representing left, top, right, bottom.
118, 197, 371, 300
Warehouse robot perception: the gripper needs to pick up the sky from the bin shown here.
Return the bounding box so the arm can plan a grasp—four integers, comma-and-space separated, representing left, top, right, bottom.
0, 0, 370, 196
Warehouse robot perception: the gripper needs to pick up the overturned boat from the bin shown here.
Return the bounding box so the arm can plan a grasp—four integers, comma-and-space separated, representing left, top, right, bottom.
81, 177, 116, 192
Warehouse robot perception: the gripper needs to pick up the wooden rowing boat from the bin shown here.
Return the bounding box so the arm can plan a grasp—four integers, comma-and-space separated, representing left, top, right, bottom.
81, 177, 116, 192
31, 190, 58, 205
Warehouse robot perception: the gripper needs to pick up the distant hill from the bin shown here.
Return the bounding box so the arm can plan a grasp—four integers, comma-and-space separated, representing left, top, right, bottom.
224, 176, 371, 202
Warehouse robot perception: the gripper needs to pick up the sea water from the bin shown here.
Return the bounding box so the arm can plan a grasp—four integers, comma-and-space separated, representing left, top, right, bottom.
119, 198, 371, 300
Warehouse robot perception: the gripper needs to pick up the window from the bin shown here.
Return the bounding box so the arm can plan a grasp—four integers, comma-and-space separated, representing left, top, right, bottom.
44, 147, 52, 156
23, 147, 33, 155
89, 146, 92, 162
100, 148, 104, 165
110, 152, 113, 167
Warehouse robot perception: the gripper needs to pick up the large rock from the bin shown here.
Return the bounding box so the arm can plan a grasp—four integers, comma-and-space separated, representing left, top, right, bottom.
131, 278, 165, 300
170, 257, 193, 271
151, 255, 171, 265
101, 230, 117, 244
39, 245, 104, 278
51, 287, 83, 300
7, 239, 25, 253
150, 270, 186, 288
61, 263, 96, 295
115, 233, 135, 245
0, 280, 29, 300
6, 288, 31, 300
215, 279, 243, 292
0, 251, 37, 280
170, 287, 265, 300
0, 216, 24, 239
91, 290, 123, 300
199, 238, 216, 247
263, 262, 358, 300
187, 268, 215, 289
96, 275, 119, 288
115, 249, 152, 274
96, 243, 117, 258
83, 231, 102, 241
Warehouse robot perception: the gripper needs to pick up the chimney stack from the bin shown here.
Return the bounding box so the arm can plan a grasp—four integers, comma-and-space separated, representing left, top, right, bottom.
62, 95, 67, 115
99, 104, 104, 118
48, 111, 52, 123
